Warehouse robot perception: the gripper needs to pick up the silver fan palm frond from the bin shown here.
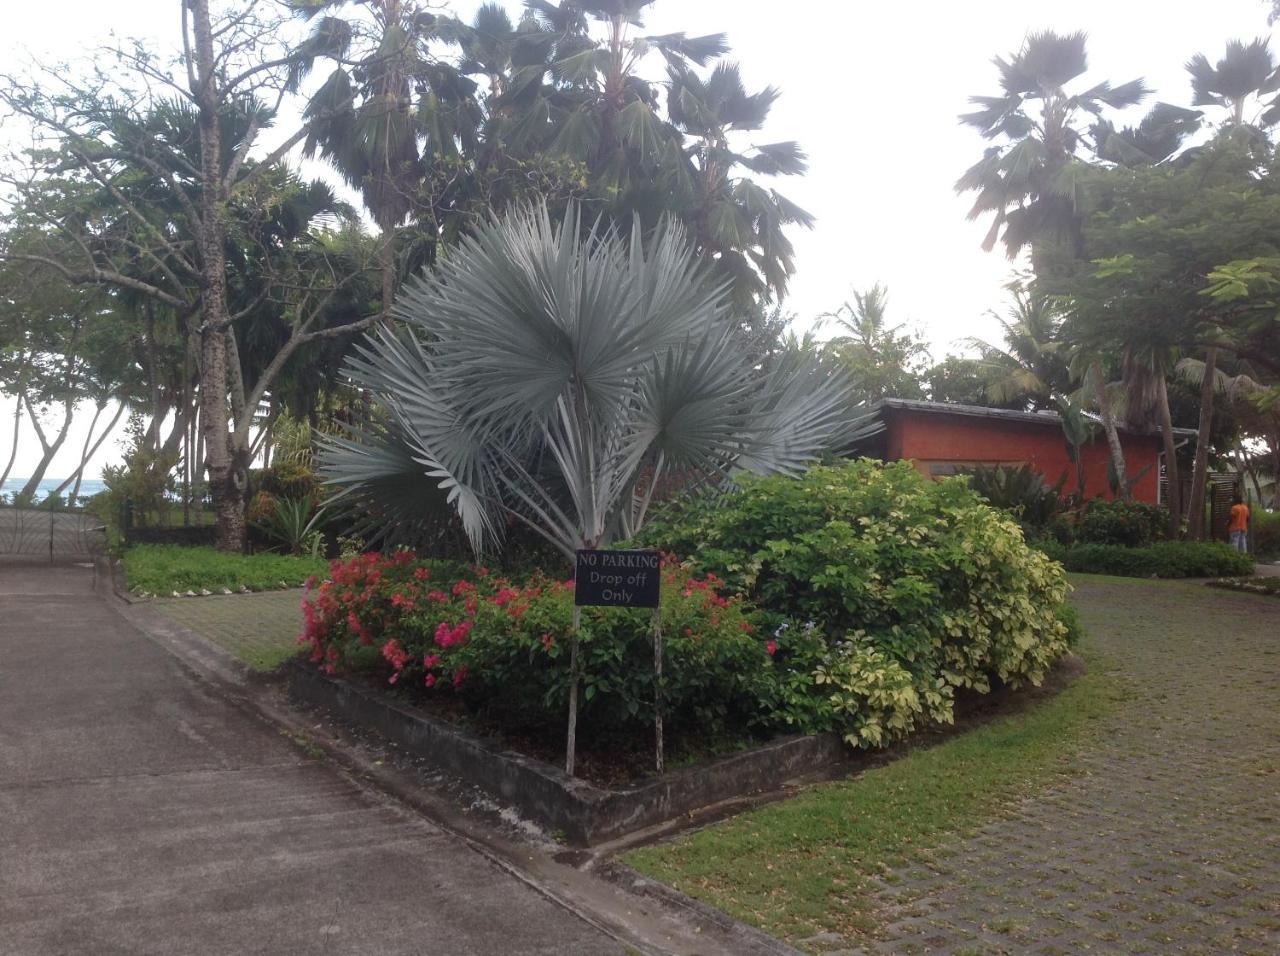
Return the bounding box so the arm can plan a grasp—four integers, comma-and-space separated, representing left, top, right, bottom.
320, 201, 864, 558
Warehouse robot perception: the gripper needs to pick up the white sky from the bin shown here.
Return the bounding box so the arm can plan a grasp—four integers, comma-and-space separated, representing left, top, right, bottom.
0, 0, 1272, 481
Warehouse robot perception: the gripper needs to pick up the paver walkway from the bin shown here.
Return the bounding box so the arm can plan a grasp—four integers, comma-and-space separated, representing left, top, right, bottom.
0, 563, 621, 955
868, 577, 1280, 955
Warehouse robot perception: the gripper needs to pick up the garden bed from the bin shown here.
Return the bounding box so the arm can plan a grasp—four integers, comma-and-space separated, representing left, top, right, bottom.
286, 654, 1083, 846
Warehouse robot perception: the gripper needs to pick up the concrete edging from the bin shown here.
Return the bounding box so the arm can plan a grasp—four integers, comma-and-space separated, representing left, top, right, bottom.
286, 660, 847, 846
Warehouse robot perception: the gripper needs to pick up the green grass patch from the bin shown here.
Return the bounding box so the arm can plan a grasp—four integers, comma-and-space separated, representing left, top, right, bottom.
623, 651, 1122, 949
125, 544, 327, 595
151, 589, 307, 672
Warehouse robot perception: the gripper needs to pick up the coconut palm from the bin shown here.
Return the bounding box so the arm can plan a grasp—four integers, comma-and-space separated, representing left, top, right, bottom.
317, 202, 869, 558
957, 30, 1148, 257
962, 283, 1071, 411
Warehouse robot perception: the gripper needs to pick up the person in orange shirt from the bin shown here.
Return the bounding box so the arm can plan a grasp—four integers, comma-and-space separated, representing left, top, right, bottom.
1228, 494, 1251, 553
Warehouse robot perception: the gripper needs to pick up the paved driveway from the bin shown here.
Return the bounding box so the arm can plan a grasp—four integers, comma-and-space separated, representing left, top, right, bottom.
0, 563, 620, 955
869, 576, 1280, 954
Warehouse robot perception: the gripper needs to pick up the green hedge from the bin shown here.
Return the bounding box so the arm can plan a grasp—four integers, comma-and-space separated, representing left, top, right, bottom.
1038, 540, 1253, 578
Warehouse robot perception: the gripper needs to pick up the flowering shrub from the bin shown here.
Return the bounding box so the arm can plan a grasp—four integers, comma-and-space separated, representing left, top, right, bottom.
637, 460, 1074, 741
301, 552, 774, 748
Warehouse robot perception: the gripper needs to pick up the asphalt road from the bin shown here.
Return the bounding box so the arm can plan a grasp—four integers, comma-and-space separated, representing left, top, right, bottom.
0, 563, 622, 955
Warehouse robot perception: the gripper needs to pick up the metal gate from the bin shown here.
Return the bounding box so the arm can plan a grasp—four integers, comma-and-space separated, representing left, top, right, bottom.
0, 505, 107, 561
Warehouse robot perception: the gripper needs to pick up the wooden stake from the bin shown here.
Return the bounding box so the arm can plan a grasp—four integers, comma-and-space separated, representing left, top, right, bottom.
565, 604, 581, 776
653, 607, 664, 774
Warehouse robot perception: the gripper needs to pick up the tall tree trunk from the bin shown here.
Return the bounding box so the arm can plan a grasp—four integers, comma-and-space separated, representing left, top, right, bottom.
1186, 347, 1218, 540
18, 398, 74, 500
380, 225, 396, 326
1156, 375, 1182, 538
0, 393, 21, 491
191, 0, 246, 551
1092, 359, 1129, 498
51, 401, 127, 502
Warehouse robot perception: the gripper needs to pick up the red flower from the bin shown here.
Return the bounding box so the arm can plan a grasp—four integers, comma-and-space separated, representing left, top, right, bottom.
540, 633, 555, 652
739, 620, 754, 634
766, 640, 778, 656
381, 638, 411, 671
423, 654, 440, 668
413, 567, 431, 581
452, 666, 468, 688
426, 590, 449, 604
425, 673, 437, 688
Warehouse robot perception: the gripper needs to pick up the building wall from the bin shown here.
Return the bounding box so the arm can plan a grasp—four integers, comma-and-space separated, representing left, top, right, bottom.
884, 410, 1163, 503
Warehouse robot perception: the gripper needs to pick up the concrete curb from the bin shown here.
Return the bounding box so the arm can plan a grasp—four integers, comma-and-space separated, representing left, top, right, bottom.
288, 659, 848, 847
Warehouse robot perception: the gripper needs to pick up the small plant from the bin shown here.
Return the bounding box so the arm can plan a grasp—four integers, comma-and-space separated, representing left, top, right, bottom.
964, 463, 1066, 533
252, 496, 323, 556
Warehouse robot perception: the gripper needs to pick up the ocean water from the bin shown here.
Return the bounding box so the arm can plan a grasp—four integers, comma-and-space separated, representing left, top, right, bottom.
1, 478, 107, 503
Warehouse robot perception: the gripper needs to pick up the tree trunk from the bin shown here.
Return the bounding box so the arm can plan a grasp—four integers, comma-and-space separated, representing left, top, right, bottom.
18, 399, 74, 500
0, 394, 21, 491
191, 0, 246, 551
1092, 359, 1129, 499
1156, 375, 1182, 538
1186, 347, 1218, 540
52, 401, 126, 503
380, 225, 396, 326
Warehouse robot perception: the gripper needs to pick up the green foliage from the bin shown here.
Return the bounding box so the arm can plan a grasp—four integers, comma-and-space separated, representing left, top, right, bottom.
1252, 508, 1280, 558
1039, 540, 1253, 578
638, 460, 1073, 745
1074, 499, 1170, 547
815, 643, 951, 748
251, 496, 322, 556
823, 284, 930, 405
964, 464, 1066, 533
124, 544, 328, 594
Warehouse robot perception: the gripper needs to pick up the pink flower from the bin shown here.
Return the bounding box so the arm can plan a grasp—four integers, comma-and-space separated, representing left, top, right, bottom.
540, 633, 554, 652
424, 673, 437, 688
413, 567, 431, 581
381, 639, 410, 670
423, 654, 440, 668
766, 640, 778, 656
452, 666, 468, 688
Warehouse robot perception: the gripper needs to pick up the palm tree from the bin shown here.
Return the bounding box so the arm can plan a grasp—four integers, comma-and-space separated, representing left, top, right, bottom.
318, 201, 868, 557
825, 284, 929, 405
1187, 38, 1280, 128
296, 0, 453, 322
666, 61, 813, 304
962, 283, 1071, 411
957, 30, 1148, 258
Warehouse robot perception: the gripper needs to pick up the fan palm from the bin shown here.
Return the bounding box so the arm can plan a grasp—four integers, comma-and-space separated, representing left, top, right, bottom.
1186, 38, 1280, 128
317, 202, 870, 559
666, 61, 813, 304
295, 0, 461, 321
957, 30, 1148, 256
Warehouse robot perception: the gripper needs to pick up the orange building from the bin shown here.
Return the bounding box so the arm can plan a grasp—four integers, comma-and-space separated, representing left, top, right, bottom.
858, 399, 1194, 505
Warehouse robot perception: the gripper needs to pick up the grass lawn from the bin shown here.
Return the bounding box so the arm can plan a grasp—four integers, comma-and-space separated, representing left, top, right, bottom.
623, 613, 1125, 946
151, 588, 308, 671
124, 543, 327, 594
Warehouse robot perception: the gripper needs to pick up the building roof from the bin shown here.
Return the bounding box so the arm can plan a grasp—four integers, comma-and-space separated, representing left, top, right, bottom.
877, 397, 1198, 439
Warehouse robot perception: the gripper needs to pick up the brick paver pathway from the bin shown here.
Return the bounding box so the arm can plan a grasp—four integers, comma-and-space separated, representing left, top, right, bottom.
868, 577, 1280, 955
152, 589, 304, 670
